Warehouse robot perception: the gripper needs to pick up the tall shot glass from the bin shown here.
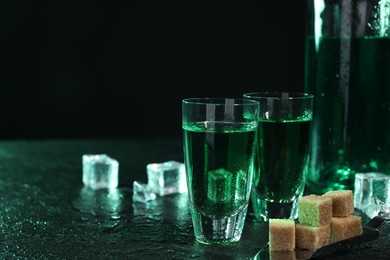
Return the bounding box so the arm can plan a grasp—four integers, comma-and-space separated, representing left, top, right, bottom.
182, 98, 259, 244
243, 92, 314, 222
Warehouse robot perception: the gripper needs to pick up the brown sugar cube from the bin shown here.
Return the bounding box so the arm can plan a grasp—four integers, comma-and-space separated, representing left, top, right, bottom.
269, 219, 295, 251
322, 190, 354, 217
298, 194, 332, 226
270, 250, 296, 260
330, 215, 363, 243
295, 223, 330, 250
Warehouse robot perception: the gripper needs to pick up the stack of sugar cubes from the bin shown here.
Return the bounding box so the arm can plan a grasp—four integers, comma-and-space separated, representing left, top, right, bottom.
269, 190, 363, 252
297, 190, 362, 248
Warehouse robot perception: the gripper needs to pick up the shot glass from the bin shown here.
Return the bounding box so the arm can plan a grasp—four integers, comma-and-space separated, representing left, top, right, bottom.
182, 98, 259, 244
243, 92, 314, 222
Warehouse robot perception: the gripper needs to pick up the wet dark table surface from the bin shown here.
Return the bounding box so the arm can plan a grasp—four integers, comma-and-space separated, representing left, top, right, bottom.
0, 139, 389, 259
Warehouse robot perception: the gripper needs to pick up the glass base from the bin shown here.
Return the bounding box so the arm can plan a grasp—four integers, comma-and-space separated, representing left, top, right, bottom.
190, 205, 248, 245
251, 190, 301, 222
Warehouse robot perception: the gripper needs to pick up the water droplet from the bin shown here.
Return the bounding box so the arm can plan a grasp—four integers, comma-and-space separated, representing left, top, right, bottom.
110, 214, 121, 220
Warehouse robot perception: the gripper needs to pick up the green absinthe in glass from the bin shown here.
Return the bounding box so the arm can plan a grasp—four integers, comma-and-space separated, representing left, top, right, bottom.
305, 36, 390, 193
183, 121, 257, 218
253, 119, 312, 203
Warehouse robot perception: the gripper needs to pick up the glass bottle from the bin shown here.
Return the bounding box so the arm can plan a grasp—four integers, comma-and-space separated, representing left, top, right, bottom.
304, 0, 390, 194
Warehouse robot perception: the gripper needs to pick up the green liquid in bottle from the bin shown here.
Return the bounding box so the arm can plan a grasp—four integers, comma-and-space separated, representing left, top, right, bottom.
305, 36, 390, 193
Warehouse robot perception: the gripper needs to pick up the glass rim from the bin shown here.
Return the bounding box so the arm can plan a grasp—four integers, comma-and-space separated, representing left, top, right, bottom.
243, 92, 314, 100
182, 97, 260, 106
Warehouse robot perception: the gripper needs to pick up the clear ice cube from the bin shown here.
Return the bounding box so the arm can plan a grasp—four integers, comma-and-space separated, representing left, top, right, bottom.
207, 168, 232, 202
82, 154, 119, 190
363, 197, 390, 219
354, 172, 390, 218
133, 181, 156, 203
235, 169, 248, 200
146, 160, 187, 196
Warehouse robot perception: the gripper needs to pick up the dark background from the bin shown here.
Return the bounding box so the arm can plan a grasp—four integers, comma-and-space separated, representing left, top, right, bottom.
0, 1, 307, 139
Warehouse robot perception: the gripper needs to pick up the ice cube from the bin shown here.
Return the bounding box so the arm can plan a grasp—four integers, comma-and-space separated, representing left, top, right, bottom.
133, 181, 156, 203
235, 169, 247, 200
354, 172, 390, 218
207, 168, 233, 202
363, 197, 390, 219
146, 160, 187, 196
82, 154, 119, 190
